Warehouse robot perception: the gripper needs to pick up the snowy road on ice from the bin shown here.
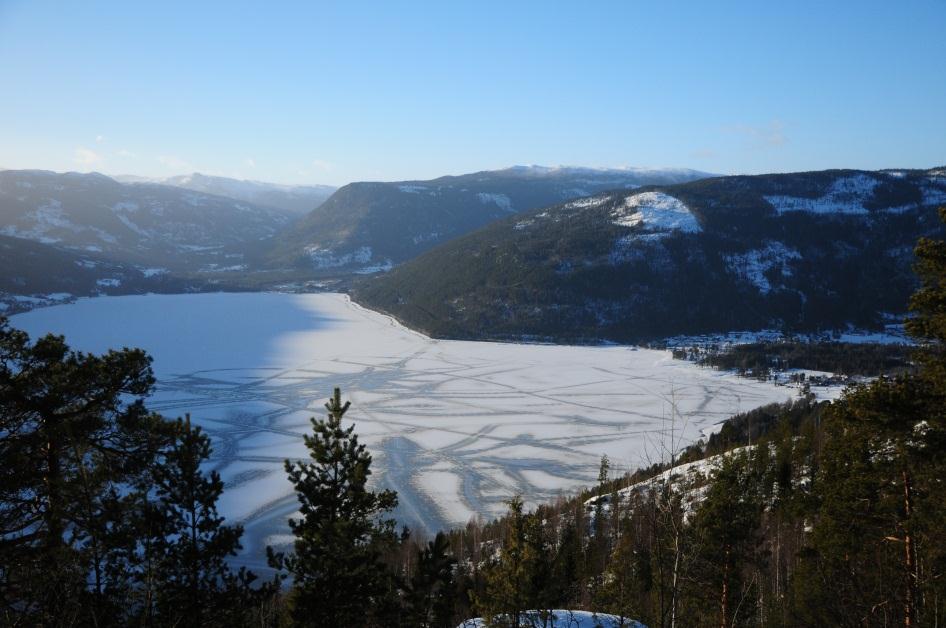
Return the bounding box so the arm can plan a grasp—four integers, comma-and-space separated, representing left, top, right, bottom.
12, 292, 793, 569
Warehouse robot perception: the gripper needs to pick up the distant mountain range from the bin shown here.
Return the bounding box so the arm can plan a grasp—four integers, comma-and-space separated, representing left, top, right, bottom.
264, 166, 713, 273
0, 169, 297, 271
7, 165, 946, 342
114, 172, 336, 215
352, 168, 946, 342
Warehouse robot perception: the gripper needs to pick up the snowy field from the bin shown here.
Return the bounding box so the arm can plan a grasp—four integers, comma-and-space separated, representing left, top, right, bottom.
11, 292, 793, 569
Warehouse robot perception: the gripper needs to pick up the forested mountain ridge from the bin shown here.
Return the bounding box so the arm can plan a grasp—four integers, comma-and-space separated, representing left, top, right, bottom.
0, 235, 208, 313
353, 167, 946, 343
264, 166, 713, 273
0, 169, 295, 270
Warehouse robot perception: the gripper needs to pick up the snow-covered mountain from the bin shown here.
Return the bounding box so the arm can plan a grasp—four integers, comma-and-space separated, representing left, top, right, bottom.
353, 167, 946, 342
0, 169, 293, 270
139, 172, 336, 215
266, 166, 714, 273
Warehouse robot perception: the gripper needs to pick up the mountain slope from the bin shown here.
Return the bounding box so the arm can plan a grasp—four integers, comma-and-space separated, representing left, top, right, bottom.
0, 235, 207, 313
266, 166, 713, 273
154, 173, 335, 215
352, 168, 946, 342
0, 170, 294, 270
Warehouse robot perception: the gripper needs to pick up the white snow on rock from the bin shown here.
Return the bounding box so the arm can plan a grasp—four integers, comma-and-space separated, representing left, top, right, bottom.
725, 241, 802, 294
611, 192, 700, 234
95, 278, 121, 288
305, 246, 373, 268
11, 293, 792, 570
564, 195, 610, 210
398, 184, 429, 194
354, 259, 393, 274
477, 192, 514, 212
766, 174, 880, 215
458, 610, 646, 627
0, 200, 75, 243
767, 174, 946, 215
585, 447, 755, 526
140, 267, 168, 277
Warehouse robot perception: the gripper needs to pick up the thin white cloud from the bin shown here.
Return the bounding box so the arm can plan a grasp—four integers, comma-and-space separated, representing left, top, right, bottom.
95, 134, 105, 144
311, 159, 334, 172
74, 147, 103, 167
244, 158, 256, 168
116, 149, 136, 158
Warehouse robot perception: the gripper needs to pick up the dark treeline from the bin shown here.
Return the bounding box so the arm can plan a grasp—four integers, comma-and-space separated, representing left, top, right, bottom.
2, 209, 946, 627
673, 340, 914, 378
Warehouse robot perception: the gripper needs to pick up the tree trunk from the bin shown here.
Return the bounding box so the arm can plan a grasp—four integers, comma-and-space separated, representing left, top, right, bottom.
903, 469, 917, 628
720, 545, 731, 628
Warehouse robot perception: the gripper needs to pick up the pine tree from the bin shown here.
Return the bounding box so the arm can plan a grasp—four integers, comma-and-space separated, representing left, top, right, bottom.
689, 452, 763, 627
793, 207, 946, 626
404, 532, 458, 628
270, 387, 399, 627
140, 415, 266, 627
0, 319, 171, 624
474, 496, 536, 627
907, 206, 946, 384
596, 516, 648, 627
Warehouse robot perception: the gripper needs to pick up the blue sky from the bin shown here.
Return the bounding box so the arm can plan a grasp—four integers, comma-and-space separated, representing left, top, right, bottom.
1, 1, 944, 186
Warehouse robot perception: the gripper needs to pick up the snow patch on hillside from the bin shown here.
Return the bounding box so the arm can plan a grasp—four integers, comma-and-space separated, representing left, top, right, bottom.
725, 241, 801, 294
398, 184, 429, 194
477, 192, 513, 212
767, 174, 946, 215
354, 259, 393, 274
564, 195, 610, 210
1, 200, 87, 244
140, 267, 168, 277
586, 447, 753, 523
306, 246, 373, 268
115, 214, 151, 238
611, 192, 700, 234
766, 175, 879, 214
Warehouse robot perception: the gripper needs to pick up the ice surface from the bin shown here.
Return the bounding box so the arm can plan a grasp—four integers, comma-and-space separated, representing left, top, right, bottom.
11, 292, 791, 570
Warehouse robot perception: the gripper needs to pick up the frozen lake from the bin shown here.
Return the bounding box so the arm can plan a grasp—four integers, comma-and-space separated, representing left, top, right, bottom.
11, 292, 792, 569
